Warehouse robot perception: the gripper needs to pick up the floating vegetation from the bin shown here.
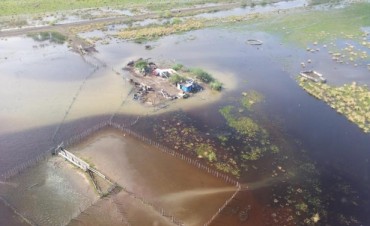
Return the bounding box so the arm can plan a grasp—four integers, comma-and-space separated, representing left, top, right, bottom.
152, 112, 240, 176
298, 77, 370, 133
27, 31, 67, 44
329, 42, 369, 65
117, 19, 205, 40
220, 106, 265, 139
219, 91, 281, 162
241, 90, 264, 110
195, 143, 217, 162
215, 160, 240, 177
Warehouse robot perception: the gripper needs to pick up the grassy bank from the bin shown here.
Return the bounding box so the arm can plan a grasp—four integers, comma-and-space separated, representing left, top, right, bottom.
299, 78, 370, 133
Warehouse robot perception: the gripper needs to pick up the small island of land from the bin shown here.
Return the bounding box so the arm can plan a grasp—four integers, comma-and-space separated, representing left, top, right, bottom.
123, 58, 222, 106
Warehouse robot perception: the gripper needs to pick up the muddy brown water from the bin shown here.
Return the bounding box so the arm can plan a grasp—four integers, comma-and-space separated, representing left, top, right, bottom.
68, 129, 235, 226
1, 22, 370, 225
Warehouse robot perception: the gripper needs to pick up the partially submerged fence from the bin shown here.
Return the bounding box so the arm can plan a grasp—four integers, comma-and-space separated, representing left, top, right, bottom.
108, 121, 242, 226
0, 148, 53, 181
1, 118, 243, 226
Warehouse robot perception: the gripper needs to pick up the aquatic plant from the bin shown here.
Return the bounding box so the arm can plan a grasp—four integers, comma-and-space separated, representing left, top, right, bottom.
298, 78, 370, 133
241, 90, 264, 110
215, 161, 240, 177
242, 147, 263, 160
196, 144, 217, 162
27, 31, 67, 44
220, 106, 262, 138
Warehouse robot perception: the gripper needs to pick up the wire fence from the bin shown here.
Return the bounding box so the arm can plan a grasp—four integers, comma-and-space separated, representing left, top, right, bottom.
1, 119, 242, 226
0, 148, 53, 181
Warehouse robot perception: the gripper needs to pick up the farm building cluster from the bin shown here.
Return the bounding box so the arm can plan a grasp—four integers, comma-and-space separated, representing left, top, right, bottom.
123, 59, 203, 106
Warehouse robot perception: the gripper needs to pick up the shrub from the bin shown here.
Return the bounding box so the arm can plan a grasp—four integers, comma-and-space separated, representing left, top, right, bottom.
134, 59, 148, 70
171, 18, 182, 25
190, 68, 214, 83
169, 74, 186, 84
210, 81, 223, 91
172, 63, 184, 71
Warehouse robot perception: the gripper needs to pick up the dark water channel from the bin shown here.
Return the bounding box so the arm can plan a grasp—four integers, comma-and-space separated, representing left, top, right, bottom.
129, 28, 370, 224
1, 25, 370, 225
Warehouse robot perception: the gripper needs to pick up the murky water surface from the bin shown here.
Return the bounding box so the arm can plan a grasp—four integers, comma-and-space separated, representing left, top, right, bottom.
68, 130, 234, 226
1, 16, 370, 225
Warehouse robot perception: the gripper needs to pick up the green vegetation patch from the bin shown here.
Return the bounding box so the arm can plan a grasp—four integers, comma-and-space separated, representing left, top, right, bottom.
219, 91, 280, 162
215, 159, 240, 177
134, 59, 148, 70
117, 19, 205, 40
172, 63, 223, 91
241, 90, 264, 110
220, 106, 264, 138
195, 144, 217, 162
298, 77, 370, 133
169, 74, 187, 85
252, 3, 370, 45
190, 67, 215, 83
27, 31, 67, 44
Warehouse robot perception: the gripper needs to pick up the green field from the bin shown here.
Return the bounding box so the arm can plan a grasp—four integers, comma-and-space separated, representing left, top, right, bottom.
0, 0, 234, 16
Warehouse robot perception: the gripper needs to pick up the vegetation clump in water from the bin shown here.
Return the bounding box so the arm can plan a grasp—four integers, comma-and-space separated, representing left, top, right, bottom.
241, 90, 264, 110
117, 19, 205, 41
27, 31, 67, 44
299, 77, 370, 133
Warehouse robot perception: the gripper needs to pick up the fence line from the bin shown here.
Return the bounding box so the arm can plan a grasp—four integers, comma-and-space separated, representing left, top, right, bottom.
1, 119, 242, 225
203, 184, 241, 226
0, 196, 37, 226
118, 186, 184, 226
0, 148, 53, 182
109, 121, 239, 187
52, 54, 104, 143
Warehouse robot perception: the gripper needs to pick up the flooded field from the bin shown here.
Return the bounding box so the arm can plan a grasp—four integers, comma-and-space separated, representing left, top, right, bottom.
0, 157, 98, 226
1, 1, 370, 225
68, 129, 235, 226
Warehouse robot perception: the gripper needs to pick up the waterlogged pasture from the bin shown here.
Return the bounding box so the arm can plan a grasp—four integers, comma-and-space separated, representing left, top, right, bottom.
1, 1, 370, 225
251, 3, 370, 45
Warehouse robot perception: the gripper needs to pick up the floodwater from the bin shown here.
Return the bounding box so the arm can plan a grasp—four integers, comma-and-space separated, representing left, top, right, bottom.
68, 129, 235, 226
0, 157, 98, 226
0, 14, 370, 226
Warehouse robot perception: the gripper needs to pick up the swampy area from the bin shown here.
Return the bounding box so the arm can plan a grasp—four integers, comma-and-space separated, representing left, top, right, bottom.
1, 0, 370, 225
